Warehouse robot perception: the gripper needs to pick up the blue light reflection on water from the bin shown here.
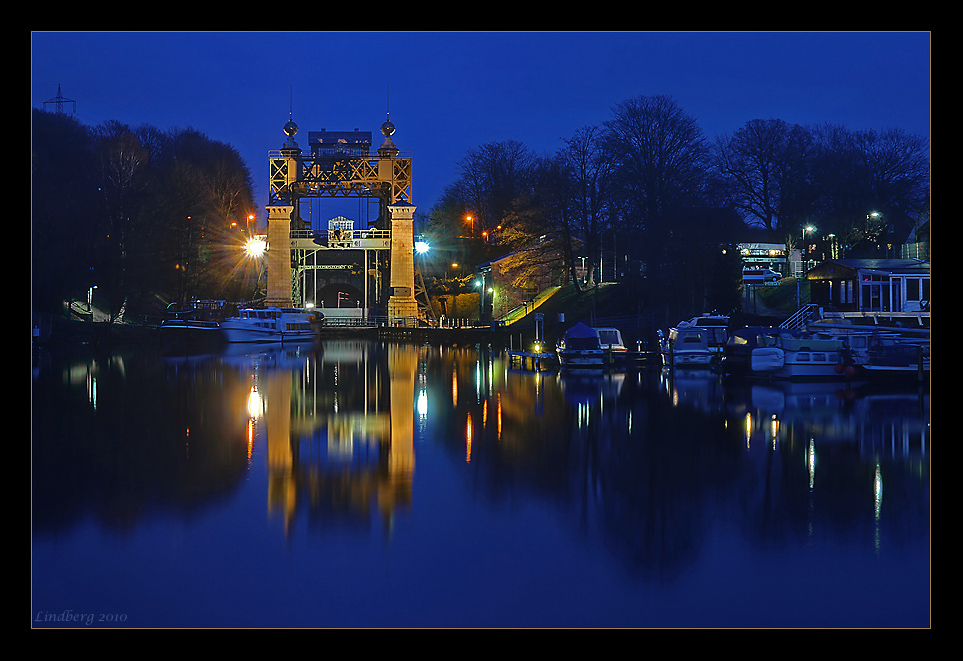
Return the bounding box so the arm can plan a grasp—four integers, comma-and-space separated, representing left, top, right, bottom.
31, 342, 929, 628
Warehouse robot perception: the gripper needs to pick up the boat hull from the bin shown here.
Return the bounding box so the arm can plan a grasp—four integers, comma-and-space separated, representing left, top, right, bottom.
160, 320, 225, 347
661, 349, 719, 368
558, 349, 627, 370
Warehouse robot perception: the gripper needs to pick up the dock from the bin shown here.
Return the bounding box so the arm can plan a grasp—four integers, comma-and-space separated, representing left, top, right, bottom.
506, 350, 558, 371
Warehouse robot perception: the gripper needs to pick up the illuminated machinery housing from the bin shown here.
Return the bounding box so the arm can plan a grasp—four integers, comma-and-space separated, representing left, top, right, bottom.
269, 122, 413, 218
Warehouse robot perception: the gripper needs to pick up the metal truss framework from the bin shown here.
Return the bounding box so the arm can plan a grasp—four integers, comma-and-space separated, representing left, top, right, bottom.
269, 151, 413, 207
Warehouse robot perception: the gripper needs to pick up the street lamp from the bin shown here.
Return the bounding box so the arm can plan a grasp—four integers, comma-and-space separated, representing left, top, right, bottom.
802, 225, 816, 265
244, 236, 266, 258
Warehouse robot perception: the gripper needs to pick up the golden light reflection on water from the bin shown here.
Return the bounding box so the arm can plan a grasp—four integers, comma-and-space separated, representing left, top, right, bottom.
37, 343, 929, 561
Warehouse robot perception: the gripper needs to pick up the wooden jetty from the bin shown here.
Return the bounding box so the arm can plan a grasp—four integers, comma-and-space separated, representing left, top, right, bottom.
506, 350, 558, 371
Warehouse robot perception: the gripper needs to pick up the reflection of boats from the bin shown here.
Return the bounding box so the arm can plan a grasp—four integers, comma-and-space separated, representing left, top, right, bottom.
556, 323, 628, 370
660, 367, 726, 413
723, 326, 853, 379
220, 307, 324, 343
558, 371, 625, 404
725, 378, 929, 457
659, 314, 729, 369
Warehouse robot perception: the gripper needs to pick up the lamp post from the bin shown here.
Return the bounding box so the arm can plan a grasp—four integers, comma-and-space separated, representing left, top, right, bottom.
802, 225, 816, 271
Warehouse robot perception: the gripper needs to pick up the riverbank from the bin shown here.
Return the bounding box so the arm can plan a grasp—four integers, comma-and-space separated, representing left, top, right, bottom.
33, 281, 795, 351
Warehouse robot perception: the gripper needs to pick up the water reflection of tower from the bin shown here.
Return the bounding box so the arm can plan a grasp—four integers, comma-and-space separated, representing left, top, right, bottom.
384, 344, 416, 514
266, 367, 295, 531
260, 343, 417, 535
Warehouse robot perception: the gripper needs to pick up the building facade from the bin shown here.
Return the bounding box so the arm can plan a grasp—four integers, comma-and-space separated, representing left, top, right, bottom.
807, 259, 930, 313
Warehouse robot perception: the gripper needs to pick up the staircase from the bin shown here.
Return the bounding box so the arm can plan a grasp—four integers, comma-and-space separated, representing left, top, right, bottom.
780, 304, 820, 330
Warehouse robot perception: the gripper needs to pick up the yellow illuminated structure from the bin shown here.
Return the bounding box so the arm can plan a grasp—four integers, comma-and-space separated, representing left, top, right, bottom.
264, 116, 414, 322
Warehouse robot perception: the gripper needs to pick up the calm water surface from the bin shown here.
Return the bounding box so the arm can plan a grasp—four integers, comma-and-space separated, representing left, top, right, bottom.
31, 340, 930, 628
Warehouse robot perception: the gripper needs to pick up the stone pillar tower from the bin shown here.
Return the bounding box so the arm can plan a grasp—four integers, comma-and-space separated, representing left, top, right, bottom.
265, 204, 294, 307
265, 120, 302, 308
387, 202, 419, 324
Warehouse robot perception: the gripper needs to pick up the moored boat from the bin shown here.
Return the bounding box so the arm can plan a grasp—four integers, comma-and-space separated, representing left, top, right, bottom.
660, 314, 729, 369
801, 323, 929, 379
723, 326, 854, 379
556, 322, 628, 370
220, 306, 324, 343
160, 300, 231, 347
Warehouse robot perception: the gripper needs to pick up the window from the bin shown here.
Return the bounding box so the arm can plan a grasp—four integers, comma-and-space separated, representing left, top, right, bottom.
906, 278, 920, 301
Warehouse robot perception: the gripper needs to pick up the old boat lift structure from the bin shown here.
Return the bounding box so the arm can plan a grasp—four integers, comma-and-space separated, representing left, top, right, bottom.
262, 115, 420, 326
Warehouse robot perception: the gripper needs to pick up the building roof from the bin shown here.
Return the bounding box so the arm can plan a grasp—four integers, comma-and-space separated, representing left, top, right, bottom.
807, 258, 930, 280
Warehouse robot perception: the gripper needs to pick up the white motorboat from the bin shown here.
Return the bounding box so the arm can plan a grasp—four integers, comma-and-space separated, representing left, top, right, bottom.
220, 307, 324, 343
660, 314, 729, 369
809, 327, 929, 377
556, 323, 628, 370
723, 326, 854, 379
781, 304, 930, 380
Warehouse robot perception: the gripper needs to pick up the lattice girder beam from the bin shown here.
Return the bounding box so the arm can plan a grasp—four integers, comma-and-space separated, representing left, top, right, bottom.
271, 154, 412, 205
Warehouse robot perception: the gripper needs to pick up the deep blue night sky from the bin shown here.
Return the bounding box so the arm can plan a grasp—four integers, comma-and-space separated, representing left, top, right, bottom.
31, 31, 930, 223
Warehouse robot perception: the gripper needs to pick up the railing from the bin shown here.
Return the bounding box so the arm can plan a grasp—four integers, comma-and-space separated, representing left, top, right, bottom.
780, 304, 931, 333
290, 228, 391, 242
322, 315, 385, 328
780, 304, 820, 330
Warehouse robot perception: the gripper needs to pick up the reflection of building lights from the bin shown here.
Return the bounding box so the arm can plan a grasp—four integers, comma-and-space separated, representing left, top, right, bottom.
874, 464, 883, 520
247, 419, 255, 464
417, 389, 428, 418
247, 387, 263, 419
466, 413, 473, 462
808, 440, 816, 489
745, 413, 752, 449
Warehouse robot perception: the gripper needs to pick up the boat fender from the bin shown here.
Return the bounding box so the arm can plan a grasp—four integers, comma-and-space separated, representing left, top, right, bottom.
751, 347, 784, 372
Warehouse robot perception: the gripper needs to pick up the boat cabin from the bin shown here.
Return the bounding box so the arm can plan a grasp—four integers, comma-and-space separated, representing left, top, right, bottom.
595, 328, 626, 351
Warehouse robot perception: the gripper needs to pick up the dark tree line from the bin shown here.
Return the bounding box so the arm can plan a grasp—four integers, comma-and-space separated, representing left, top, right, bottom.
427, 94, 929, 316
32, 109, 257, 319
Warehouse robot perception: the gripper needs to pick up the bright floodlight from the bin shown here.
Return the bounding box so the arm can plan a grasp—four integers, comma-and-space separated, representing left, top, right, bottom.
415, 241, 430, 254
244, 236, 266, 258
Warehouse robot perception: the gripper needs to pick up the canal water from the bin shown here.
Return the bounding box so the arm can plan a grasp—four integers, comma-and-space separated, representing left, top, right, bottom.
31, 340, 930, 628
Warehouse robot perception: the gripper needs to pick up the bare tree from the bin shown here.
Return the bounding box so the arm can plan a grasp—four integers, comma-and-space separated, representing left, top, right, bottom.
713, 119, 817, 241
455, 139, 536, 234
604, 94, 710, 225
603, 95, 710, 298
810, 124, 929, 252
559, 125, 617, 288
94, 120, 149, 320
